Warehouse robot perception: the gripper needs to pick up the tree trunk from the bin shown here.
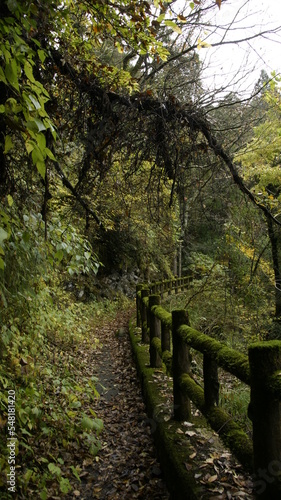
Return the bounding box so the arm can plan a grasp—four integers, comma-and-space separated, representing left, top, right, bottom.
266, 214, 281, 319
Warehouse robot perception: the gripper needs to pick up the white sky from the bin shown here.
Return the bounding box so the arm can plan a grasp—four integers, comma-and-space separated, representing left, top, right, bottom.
194, 0, 281, 96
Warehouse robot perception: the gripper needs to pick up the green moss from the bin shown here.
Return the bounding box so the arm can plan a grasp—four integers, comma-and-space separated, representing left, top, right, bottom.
143, 296, 149, 307
178, 375, 253, 472
179, 374, 205, 411
179, 325, 250, 384
249, 340, 281, 398
249, 340, 281, 352
151, 336, 162, 355
206, 406, 253, 471
153, 305, 172, 328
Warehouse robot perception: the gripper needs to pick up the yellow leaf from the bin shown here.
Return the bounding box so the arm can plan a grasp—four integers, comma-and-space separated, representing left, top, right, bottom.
7, 194, 13, 206
197, 38, 211, 50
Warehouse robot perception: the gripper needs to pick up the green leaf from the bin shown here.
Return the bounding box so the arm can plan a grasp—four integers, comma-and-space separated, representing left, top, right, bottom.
48, 463, 61, 476
0, 105, 5, 113
5, 60, 19, 91
5, 97, 21, 114
0, 257, 5, 270
28, 94, 41, 110
80, 415, 95, 431
45, 148, 56, 161
156, 13, 165, 23
36, 160, 46, 179
89, 443, 100, 456
22, 231, 31, 243
0, 67, 8, 85
34, 118, 47, 132
26, 120, 39, 133
0, 228, 9, 245
24, 61, 35, 83
7, 195, 13, 206
4, 135, 13, 154
54, 249, 64, 262
36, 132, 46, 151
7, 0, 18, 13
66, 410, 77, 418
70, 465, 81, 482
23, 469, 33, 483
59, 477, 71, 494
164, 20, 182, 34
38, 49, 46, 64
32, 146, 44, 164
26, 118, 46, 133
81, 416, 103, 433
25, 140, 36, 154
92, 418, 104, 434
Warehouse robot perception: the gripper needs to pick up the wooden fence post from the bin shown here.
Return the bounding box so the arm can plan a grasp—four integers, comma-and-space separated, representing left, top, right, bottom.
141, 287, 150, 343
136, 284, 142, 327
161, 323, 170, 353
175, 277, 179, 294
203, 355, 219, 409
249, 341, 281, 499
149, 295, 162, 368
172, 309, 192, 421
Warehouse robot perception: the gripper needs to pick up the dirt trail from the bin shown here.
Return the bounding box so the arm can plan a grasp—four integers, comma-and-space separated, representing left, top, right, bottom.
76, 309, 170, 500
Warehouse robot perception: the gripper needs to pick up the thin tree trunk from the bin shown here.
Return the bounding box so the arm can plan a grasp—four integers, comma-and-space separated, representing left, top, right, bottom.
266, 214, 281, 319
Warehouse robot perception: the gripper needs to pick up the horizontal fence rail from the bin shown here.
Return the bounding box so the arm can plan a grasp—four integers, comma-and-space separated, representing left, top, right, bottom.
136, 277, 281, 499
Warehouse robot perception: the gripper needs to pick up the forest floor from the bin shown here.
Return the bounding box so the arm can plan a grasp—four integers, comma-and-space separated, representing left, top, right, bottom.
74, 308, 170, 499
71, 307, 256, 500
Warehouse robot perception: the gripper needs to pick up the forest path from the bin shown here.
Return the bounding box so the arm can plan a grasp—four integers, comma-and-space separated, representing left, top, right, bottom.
76, 308, 170, 500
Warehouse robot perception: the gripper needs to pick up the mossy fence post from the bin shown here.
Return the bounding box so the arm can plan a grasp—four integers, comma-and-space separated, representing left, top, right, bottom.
172, 309, 192, 421
249, 341, 281, 499
141, 287, 150, 343
149, 295, 162, 368
136, 284, 142, 328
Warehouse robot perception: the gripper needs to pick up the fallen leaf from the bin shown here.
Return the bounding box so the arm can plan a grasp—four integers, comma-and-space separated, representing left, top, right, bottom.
176, 428, 184, 434
183, 421, 194, 427
185, 430, 196, 437
208, 474, 218, 483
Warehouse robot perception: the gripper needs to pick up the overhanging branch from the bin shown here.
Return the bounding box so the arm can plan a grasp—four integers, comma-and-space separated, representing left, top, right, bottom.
49, 47, 281, 228
53, 161, 104, 230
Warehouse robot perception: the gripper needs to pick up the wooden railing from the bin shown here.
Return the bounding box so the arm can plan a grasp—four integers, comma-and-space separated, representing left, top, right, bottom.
136, 277, 281, 499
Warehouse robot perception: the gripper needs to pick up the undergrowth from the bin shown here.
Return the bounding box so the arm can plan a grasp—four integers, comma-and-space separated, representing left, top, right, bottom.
0, 276, 131, 498
0, 205, 132, 498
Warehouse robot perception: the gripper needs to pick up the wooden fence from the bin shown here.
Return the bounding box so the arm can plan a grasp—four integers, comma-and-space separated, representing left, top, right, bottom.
136, 277, 281, 499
